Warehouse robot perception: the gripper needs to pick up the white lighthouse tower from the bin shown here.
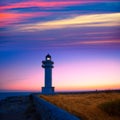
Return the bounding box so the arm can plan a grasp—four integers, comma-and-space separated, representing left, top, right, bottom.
42, 54, 54, 94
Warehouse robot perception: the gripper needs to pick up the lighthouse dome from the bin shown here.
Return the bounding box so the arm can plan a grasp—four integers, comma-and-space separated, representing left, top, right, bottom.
46, 54, 51, 60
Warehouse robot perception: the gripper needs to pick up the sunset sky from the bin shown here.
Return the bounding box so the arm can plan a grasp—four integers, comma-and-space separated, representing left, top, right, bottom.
0, 0, 120, 92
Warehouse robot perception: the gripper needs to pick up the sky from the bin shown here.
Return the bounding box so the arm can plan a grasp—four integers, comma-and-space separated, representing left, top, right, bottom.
0, 0, 120, 92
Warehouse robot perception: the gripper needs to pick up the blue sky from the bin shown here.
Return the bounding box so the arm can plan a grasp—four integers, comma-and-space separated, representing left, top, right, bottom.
0, 0, 120, 91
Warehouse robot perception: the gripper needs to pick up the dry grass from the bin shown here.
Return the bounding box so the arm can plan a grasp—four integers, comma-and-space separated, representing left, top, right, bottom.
39, 91, 120, 120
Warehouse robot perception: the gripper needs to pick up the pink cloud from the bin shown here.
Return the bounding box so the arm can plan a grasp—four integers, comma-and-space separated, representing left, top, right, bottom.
52, 40, 120, 47
72, 40, 120, 45
0, 0, 93, 10
0, 12, 50, 27
0, 0, 119, 11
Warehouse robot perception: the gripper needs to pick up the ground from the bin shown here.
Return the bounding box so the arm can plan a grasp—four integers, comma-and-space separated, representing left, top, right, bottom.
0, 95, 39, 120
40, 91, 120, 120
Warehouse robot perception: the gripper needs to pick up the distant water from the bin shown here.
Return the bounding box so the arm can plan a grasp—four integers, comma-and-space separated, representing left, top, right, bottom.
0, 92, 32, 100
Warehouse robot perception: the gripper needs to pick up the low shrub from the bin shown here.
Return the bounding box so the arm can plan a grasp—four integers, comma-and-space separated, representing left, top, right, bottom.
99, 99, 120, 116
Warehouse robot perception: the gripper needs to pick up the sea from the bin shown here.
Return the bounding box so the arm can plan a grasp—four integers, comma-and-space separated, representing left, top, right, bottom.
0, 92, 34, 100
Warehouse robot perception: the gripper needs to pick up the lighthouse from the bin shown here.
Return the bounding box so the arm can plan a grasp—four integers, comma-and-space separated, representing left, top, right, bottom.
42, 54, 54, 94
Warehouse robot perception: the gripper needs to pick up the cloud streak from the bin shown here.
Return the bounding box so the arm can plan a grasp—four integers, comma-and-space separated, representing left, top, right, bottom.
1, 0, 119, 11
61, 40, 120, 46
0, 1, 85, 10
49, 40, 120, 48
0, 0, 119, 29
17, 13, 120, 32
0, 11, 50, 27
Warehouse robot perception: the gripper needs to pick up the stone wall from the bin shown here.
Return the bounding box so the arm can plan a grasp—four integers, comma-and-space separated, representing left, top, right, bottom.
32, 94, 80, 120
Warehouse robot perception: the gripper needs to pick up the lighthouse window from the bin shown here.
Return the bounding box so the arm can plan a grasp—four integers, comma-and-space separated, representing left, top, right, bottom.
47, 57, 50, 60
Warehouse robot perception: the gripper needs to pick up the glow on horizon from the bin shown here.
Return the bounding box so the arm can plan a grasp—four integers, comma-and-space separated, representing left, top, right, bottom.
1, 59, 120, 92
53, 59, 120, 91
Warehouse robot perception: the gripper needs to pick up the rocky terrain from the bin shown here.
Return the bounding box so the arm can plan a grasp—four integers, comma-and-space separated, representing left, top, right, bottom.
0, 95, 40, 120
